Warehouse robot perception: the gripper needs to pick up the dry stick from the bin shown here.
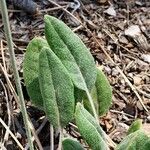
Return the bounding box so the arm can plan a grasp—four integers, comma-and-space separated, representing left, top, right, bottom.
50, 125, 54, 150
39, 6, 66, 13
0, 80, 12, 148
0, 64, 20, 107
0, 118, 24, 150
28, 121, 43, 150
57, 128, 63, 150
1, 63, 45, 147
0, 1, 34, 150
110, 110, 134, 118
25, 118, 48, 150
47, 0, 115, 149
1, 40, 7, 70
93, 34, 148, 112
1, 40, 19, 105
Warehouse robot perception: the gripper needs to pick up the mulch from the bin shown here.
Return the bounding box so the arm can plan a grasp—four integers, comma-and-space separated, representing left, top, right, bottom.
0, 0, 150, 149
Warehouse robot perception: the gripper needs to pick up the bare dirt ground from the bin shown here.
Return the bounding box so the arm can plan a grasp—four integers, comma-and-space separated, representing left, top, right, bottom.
0, 0, 150, 149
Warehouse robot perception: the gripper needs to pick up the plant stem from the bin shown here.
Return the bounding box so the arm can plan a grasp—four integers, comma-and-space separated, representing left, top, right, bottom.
0, 1, 34, 150
50, 124, 54, 150
57, 128, 63, 150
86, 89, 116, 149
86, 89, 99, 123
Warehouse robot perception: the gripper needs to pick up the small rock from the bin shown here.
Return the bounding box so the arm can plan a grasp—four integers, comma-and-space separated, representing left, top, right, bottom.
97, 0, 108, 3
141, 54, 150, 63
133, 76, 142, 86
125, 25, 141, 38
119, 35, 128, 44
147, 116, 150, 122
104, 5, 116, 17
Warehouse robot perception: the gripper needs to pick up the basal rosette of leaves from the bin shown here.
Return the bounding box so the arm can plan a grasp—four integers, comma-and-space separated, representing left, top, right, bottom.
23, 14, 113, 149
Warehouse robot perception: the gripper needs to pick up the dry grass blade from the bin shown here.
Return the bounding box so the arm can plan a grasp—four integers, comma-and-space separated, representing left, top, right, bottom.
0, 118, 24, 150
28, 120, 43, 150
0, 1, 34, 149
0, 52, 42, 149
0, 63, 19, 106
25, 118, 48, 150
39, 6, 66, 13
50, 124, 54, 150
1, 40, 7, 70
0, 80, 11, 148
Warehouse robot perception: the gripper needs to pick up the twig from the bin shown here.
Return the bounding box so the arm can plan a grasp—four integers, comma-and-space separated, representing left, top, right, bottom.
0, 118, 24, 150
0, 63, 19, 106
50, 124, 54, 150
25, 117, 48, 150
57, 128, 63, 150
136, 88, 150, 99
28, 120, 43, 150
0, 1, 34, 150
39, 6, 66, 13
110, 110, 134, 118
1, 40, 7, 70
0, 80, 12, 148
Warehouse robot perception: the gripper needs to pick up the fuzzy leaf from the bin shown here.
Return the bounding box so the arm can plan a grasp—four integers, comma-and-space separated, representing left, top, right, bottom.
23, 37, 49, 108
84, 68, 112, 116
142, 138, 150, 150
62, 138, 84, 150
44, 15, 97, 92
83, 86, 99, 114
95, 68, 112, 115
116, 130, 150, 150
75, 103, 108, 150
127, 119, 142, 135
38, 48, 74, 128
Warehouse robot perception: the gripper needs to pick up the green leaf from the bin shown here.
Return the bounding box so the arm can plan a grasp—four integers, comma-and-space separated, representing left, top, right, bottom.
142, 137, 150, 150
38, 48, 75, 128
75, 103, 108, 150
83, 86, 99, 115
83, 68, 112, 116
116, 130, 149, 150
44, 15, 97, 92
62, 138, 84, 150
95, 68, 112, 115
23, 37, 49, 108
127, 119, 142, 135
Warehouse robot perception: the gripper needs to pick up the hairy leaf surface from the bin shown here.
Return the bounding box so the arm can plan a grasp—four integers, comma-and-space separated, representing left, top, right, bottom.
23, 37, 49, 108
95, 68, 112, 115
39, 48, 74, 128
84, 68, 112, 116
116, 130, 150, 150
44, 15, 97, 92
75, 103, 108, 150
127, 119, 142, 135
62, 138, 84, 150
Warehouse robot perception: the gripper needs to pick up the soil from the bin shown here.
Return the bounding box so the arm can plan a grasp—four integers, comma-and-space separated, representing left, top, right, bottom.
0, 0, 150, 149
